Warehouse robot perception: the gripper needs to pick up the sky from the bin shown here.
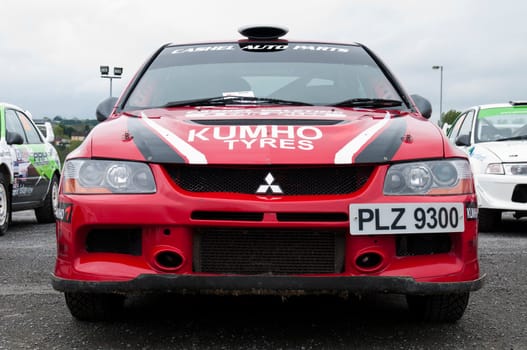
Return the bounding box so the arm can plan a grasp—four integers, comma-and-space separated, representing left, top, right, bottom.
1, 0, 526, 124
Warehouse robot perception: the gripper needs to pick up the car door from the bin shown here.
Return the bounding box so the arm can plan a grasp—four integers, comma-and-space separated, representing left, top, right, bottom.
5, 108, 51, 206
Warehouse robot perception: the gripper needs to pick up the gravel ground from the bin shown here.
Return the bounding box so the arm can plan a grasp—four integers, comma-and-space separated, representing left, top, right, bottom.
0, 211, 525, 350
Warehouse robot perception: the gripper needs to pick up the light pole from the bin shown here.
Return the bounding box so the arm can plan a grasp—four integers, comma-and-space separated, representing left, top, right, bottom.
432, 65, 443, 121
100, 66, 123, 97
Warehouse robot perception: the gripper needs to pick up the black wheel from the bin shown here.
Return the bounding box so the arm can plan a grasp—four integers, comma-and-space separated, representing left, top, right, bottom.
35, 174, 59, 223
478, 208, 501, 232
406, 292, 470, 323
0, 173, 11, 236
64, 292, 125, 321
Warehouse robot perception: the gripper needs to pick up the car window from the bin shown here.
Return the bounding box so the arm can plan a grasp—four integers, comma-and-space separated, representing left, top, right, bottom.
458, 110, 474, 140
448, 113, 467, 143
124, 43, 404, 110
5, 109, 43, 144
17, 111, 43, 144
5, 109, 27, 143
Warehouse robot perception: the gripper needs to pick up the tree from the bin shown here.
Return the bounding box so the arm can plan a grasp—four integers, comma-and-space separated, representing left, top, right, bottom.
53, 124, 65, 138
63, 126, 74, 138
439, 110, 461, 128
57, 140, 83, 164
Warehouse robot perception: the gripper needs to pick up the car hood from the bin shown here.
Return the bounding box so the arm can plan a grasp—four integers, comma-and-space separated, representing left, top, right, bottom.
473, 140, 527, 162
87, 107, 445, 165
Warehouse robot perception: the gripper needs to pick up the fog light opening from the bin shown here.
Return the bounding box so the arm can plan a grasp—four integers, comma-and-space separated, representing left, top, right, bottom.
154, 249, 184, 271
355, 251, 383, 271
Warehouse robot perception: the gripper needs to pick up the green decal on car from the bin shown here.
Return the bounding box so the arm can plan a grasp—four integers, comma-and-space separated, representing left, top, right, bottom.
478, 106, 527, 118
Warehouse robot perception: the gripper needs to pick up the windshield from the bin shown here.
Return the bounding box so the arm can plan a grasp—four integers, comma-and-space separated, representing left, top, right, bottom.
475, 107, 527, 142
123, 42, 406, 110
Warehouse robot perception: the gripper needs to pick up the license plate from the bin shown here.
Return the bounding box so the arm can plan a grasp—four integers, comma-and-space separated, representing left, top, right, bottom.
349, 203, 465, 235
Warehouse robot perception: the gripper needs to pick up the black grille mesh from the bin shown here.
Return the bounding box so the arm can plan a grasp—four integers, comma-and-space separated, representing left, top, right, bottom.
165, 165, 373, 195
194, 228, 345, 274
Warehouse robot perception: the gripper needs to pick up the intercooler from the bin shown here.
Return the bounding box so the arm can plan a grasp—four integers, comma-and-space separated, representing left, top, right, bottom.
193, 228, 346, 275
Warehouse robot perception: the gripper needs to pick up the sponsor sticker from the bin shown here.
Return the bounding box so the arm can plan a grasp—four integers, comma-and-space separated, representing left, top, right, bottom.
56, 202, 73, 223
187, 125, 323, 151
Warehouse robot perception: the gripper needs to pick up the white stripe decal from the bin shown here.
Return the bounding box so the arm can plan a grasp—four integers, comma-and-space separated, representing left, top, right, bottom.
334, 112, 391, 164
141, 112, 207, 164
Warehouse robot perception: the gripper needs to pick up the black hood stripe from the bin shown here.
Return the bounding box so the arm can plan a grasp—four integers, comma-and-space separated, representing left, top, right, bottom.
128, 117, 185, 163
354, 117, 407, 163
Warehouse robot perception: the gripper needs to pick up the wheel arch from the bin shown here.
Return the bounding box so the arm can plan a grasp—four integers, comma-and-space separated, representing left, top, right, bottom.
0, 163, 12, 233
0, 163, 13, 183
45, 169, 61, 193
0, 163, 13, 196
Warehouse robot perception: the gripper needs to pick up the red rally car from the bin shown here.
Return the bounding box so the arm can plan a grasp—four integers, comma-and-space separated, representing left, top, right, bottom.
52, 26, 484, 321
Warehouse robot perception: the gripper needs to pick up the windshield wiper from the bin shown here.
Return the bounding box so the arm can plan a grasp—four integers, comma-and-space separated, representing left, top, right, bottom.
495, 135, 527, 142
330, 98, 403, 108
246, 97, 313, 106
163, 96, 238, 107
163, 96, 313, 108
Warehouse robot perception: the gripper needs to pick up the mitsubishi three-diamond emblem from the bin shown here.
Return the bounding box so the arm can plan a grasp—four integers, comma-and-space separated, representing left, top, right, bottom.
256, 173, 283, 194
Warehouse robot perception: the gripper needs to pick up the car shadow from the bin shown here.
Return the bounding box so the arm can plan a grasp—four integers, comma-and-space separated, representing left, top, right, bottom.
479, 213, 527, 237
62, 292, 483, 349
121, 293, 412, 324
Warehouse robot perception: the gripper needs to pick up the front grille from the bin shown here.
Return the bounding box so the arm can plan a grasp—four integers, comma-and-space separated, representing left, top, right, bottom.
191, 211, 264, 221
166, 165, 373, 195
190, 211, 348, 222
276, 212, 348, 222
194, 228, 345, 274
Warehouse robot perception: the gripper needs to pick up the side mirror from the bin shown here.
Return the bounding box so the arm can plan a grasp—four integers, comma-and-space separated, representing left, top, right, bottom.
455, 134, 471, 147
410, 94, 432, 119
96, 97, 118, 122
6, 131, 24, 145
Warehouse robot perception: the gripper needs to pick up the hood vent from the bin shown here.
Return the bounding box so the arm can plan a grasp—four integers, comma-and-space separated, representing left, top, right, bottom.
191, 119, 344, 126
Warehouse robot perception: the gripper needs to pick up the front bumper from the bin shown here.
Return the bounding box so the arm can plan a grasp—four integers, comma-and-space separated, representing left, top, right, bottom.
476, 174, 527, 210
54, 164, 482, 292
51, 274, 485, 296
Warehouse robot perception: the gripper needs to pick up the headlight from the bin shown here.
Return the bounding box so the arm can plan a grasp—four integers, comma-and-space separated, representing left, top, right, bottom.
486, 163, 504, 175
384, 159, 473, 195
503, 163, 527, 175
63, 159, 156, 194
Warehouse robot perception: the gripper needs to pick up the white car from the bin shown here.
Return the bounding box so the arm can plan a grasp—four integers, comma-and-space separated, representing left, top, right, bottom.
0, 103, 61, 235
35, 121, 55, 143
448, 101, 527, 231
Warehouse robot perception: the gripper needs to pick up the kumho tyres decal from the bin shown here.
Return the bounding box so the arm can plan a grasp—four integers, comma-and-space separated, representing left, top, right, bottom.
354, 117, 407, 163
187, 124, 323, 151
127, 116, 186, 163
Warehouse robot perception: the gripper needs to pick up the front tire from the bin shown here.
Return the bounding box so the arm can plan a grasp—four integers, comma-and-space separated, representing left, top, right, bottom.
406, 293, 470, 323
65, 292, 125, 321
35, 174, 59, 223
478, 208, 501, 232
0, 173, 11, 236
